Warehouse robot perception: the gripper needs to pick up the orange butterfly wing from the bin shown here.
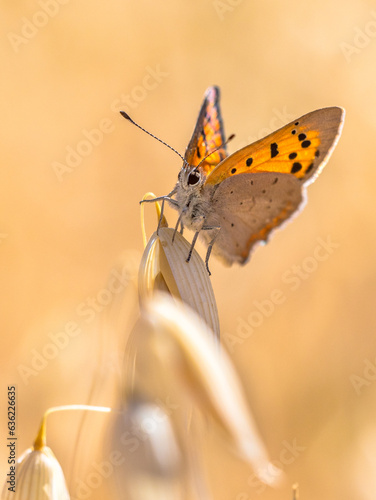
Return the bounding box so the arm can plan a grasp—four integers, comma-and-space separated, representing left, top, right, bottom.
200, 107, 344, 264
184, 86, 227, 175
205, 107, 345, 186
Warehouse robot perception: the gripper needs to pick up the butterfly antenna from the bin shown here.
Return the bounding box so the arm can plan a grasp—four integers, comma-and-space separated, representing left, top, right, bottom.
120, 111, 187, 165
197, 133, 235, 168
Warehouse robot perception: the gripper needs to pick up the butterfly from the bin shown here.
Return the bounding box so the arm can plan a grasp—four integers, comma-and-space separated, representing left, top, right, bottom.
121, 86, 344, 273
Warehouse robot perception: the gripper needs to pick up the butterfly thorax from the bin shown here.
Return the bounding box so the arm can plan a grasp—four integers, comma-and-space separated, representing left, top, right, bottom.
171, 165, 214, 231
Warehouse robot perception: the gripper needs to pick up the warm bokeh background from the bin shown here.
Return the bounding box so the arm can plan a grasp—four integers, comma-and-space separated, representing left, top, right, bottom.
2, 1, 376, 499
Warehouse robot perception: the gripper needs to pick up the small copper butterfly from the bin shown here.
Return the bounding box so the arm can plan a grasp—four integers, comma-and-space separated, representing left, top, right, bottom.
121, 86, 344, 273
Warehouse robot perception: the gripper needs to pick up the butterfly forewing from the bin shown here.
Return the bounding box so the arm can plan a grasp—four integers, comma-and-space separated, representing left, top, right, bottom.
184, 86, 228, 175
205, 107, 344, 186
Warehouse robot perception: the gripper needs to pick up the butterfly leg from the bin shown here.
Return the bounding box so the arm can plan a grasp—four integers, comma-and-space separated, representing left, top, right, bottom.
172, 211, 184, 243
202, 226, 221, 275
186, 225, 220, 276
156, 197, 166, 234
139, 187, 178, 212
187, 231, 200, 264
140, 195, 179, 207
139, 190, 179, 235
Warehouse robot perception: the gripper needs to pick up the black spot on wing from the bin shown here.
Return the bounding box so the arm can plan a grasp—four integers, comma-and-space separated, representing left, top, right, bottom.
270, 142, 279, 158
298, 133, 307, 141
231, 168, 237, 174
301, 140, 311, 148
289, 152, 297, 160
196, 146, 201, 158
291, 162, 302, 173
246, 157, 253, 167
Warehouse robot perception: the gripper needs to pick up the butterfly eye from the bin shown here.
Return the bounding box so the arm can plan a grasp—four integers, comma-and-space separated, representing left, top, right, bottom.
187, 171, 201, 186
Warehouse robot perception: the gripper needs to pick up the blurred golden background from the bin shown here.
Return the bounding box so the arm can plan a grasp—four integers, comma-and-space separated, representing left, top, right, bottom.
1, 0, 376, 499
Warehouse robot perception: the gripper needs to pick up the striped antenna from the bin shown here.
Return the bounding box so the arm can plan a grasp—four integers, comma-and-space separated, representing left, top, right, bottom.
120, 111, 187, 165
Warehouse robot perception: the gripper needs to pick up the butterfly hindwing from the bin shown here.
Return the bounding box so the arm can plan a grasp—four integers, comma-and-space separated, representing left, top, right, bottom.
205, 107, 344, 186
202, 173, 304, 264
184, 86, 227, 175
